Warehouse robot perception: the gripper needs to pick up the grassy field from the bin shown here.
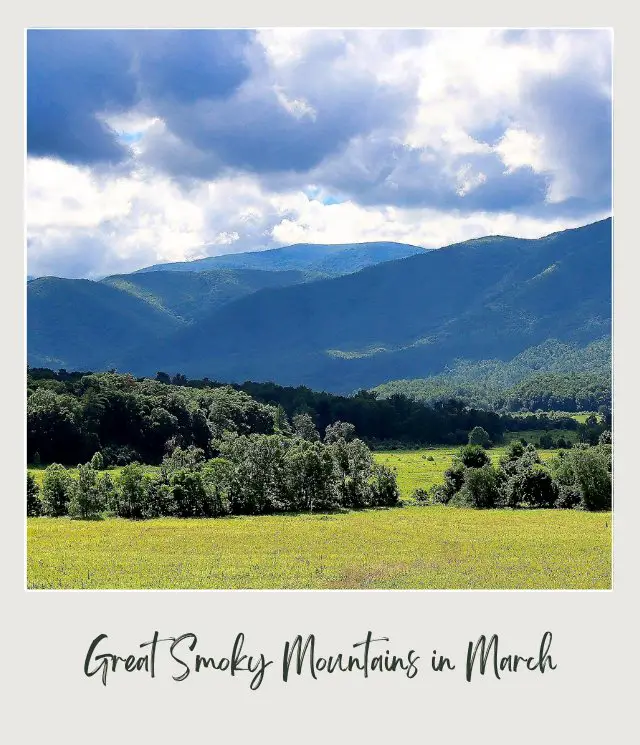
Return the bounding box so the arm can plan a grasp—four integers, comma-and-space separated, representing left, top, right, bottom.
27, 507, 610, 590
27, 442, 609, 590
373, 445, 560, 500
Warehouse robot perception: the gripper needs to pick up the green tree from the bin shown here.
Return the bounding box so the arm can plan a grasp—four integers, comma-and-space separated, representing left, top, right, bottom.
538, 433, 555, 449
370, 464, 400, 507
220, 434, 289, 514
170, 469, 210, 517
324, 421, 357, 444
97, 472, 117, 513
114, 463, 147, 519
161, 445, 206, 478
331, 438, 375, 508
27, 473, 41, 516
550, 446, 611, 511
200, 458, 233, 516
273, 405, 292, 435
599, 430, 612, 445
285, 440, 338, 512
292, 412, 320, 442
41, 464, 74, 516
68, 463, 104, 518
503, 465, 558, 509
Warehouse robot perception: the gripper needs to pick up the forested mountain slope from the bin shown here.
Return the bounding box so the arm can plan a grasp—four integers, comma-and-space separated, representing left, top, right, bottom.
121, 219, 611, 392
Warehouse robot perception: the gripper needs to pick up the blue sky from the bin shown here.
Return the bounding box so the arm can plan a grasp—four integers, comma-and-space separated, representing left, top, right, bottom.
26, 29, 612, 278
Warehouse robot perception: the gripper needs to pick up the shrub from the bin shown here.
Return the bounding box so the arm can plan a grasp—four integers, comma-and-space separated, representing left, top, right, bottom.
412, 488, 431, 503
90, 451, 104, 470
443, 461, 466, 497
468, 426, 492, 449
499, 441, 525, 464
550, 446, 611, 511
599, 430, 612, 445
428, 484, 454, 505
27, 473, 41, 516
457, 444, 491, 469
515, 466, 558, 508
41, 464, 75, 516
555, 485, 582, 509
370, 464, 400, 507
456, 466, 500, 509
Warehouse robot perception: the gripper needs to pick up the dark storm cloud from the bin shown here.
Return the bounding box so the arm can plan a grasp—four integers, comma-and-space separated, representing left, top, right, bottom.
27, 30, 137, 165
134, 29, 253, 104
26, 29, 254, 167
137, 32, 417, 178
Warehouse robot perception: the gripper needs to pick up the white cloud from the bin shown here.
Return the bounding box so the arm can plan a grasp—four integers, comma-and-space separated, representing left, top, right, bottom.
28, 153, 608, 279
27, 29, 611, 278
495, 128, 546, 174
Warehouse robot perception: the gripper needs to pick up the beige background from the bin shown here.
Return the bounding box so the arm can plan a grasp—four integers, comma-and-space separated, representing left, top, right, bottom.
3, 3, 637, 742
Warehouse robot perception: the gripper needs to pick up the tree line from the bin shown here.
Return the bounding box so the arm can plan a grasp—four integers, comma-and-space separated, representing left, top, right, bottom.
27, 431, 400, 520
416, 437, 612, 512
374, 371, 611, 414
28, 368, 513, 464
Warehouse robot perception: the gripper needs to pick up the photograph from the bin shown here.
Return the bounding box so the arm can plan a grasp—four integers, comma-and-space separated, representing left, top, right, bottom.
25, 27, 612, 591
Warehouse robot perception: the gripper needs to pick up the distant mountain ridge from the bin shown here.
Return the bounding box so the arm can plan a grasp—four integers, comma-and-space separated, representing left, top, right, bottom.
134, 241, 427, 276
27, 241, 425, 371
28, 219, 612, 393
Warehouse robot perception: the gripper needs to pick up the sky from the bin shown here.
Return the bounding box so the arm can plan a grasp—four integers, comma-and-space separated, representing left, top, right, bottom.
26, 28, 612, 278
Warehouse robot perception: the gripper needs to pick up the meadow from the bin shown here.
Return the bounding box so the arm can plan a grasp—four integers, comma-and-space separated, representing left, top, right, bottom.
26, 443, 611, 590
373, 445, 560, 500
26, 507, 610, 590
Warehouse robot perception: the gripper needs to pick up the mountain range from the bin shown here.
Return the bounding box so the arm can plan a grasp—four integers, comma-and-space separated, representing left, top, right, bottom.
27, 220, 612, 393
134, 241, 426, 276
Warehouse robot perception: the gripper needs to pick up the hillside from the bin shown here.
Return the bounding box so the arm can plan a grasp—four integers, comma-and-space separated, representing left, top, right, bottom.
28, 266, 317, 369
135, 241, 427, 276
372, 338, 612, 410
101, 266, 317, 323
118, 219, 611, 392
27, 277, 181, 370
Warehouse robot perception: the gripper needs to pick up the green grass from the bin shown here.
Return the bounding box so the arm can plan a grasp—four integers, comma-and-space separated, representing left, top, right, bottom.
373, 445, 559, 501
27, 444, 609, 590
567, 412, 597, 424
27, 508, 611, 590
